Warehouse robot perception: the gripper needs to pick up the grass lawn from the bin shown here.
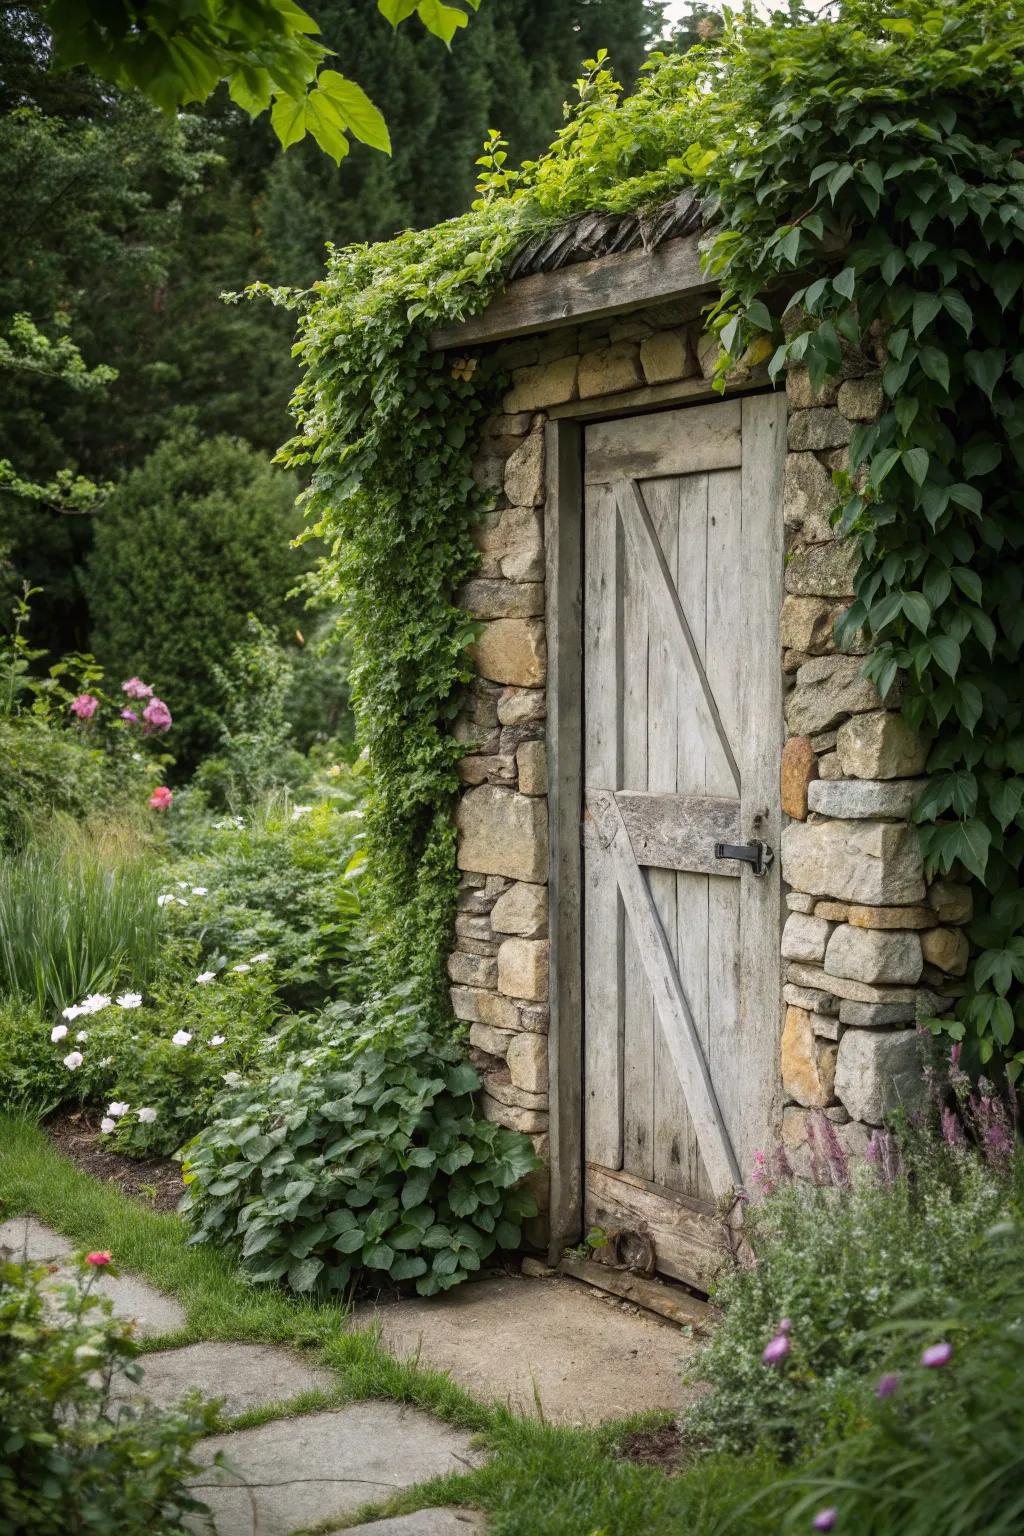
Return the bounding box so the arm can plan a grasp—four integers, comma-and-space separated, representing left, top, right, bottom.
0, 1111, 785, 1535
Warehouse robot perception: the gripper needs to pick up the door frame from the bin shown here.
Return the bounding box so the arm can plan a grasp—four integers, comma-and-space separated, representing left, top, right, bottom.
543, 381, 786, 1264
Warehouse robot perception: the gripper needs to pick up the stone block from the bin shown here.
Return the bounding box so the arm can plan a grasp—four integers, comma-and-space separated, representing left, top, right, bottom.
837, 375, 883, 422
811, 729, 838, 752
458, 937, 501, 958
784, 982, 840, 1015
781, 913, 833, 964
807, 777, 925, 820
475, 506, 544, 583
480, 1093, 548, 1135
832, 902, 935, 930
921, 926, 969, 975
786, 961, 925, 1007
787, 408, 853, 452
929, 880, 973, 924
460, 579, 544, 619
824, 925, 923, 986
783, 453, 838, 541
503, 431, 545, 506
781, 734, 817, 820
834, 1028, 927, 1124
497, 938, 549, 1001
578, 343, 643, 398
781, 1006, 839, 1108
449, 985, 521, 1031
782, 818, 926, 904
785, 539, 859, 598
483, 1066, 548, 1111
818, 752, 843, 780
786, 892, 817, 913
497, 688, 546, 726
780, 595, 840, 654
490, 881, 548, 938
503, 357, 578, 412
507, 1032, 549, 1095
447, 951, 498, 989
457, 754, 516, 786
836, 711, 928, 779
456, 785, 548, 882
639, 329, 695, 385
785, 655, 882, 735
455, 913, 493, 943
839, 999, 920, 1027
517, 1003, 549, 1034
471, 619, 546, 686
812, 1013, 842, 1041
517, 739, 547, 796
469, 1022, 514, 1059
786, 367, 841, 410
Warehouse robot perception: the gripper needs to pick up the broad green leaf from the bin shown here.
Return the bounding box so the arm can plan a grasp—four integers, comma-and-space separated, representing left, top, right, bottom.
378, 0, 419, 23
951, 565, 983, 604
416, 0, 472, 44
902, 447, 929, 485
944, 818, 991, 881
942, 289, 973, 335
229, 64, 273, 117
901, 592, 931, 632
930, 634, 961, 677
287, 1256, 324, 1292
911, 292, 942, 337
963, 442, 1001, 477
965, 348, 1006, 401
989, 778, 1024, 831
833, 266, 856, 301
270, 91, 310, 151
317, 71, 391, 154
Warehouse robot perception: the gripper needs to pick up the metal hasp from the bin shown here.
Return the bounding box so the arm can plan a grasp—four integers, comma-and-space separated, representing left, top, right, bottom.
713, 840, 775, 878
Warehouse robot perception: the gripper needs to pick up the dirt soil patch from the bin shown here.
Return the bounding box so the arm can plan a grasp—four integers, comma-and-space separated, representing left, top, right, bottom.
616, 1421, 685, 1471
46, 1109, 184, 1212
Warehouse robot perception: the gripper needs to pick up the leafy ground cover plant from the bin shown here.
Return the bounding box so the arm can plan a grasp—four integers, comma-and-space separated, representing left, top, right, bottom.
686, 1110, 1022, 1458
0, 1248, 217, 1534
182, 994, 538, 1297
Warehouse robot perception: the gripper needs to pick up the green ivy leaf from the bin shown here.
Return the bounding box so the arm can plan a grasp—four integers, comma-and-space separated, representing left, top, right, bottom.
902, 447, 929, 485
965, 348, 1006, 401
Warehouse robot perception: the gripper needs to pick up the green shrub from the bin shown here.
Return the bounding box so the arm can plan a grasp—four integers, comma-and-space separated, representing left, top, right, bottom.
165, 791, 368, 1010
0, 997, 66, 1113
0, 1253, 217, 1534
86, 426, 306, 764
686, 1124, 1020, 1456
0, 717, 113, 850
0, 837, 164, 1016
181, 998, 539, 1297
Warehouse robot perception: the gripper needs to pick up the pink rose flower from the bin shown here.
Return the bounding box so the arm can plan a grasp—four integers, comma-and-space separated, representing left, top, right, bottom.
922, 1341, 954, 1368
876, 1371, 901, 1399
120, 707, 138, 722
149, 785, 173, 811
142, 696, 172, 733
85, 1251, 112, 1267
762, 1333, 791, 1364
121, 677, 153, 699
70, 693, 98, 720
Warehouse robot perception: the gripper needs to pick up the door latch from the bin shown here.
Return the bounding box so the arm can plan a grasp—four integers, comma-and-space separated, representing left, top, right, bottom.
714, 840, 775, 878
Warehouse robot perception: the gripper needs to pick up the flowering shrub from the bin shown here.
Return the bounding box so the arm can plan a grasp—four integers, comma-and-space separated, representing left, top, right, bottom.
0, 1251, 218, 1533
181, 999, 538, 1296
685, 1117, 1022, 1456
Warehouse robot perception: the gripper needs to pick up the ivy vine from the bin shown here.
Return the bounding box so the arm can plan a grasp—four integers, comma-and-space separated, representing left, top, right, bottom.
269, 0, 1024, 1075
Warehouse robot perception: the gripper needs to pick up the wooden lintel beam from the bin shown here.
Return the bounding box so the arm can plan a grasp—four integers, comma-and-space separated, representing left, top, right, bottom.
429, 234, 710, 350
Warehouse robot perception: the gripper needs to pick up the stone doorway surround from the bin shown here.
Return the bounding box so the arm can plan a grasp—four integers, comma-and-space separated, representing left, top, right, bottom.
433, 232, 968, 1266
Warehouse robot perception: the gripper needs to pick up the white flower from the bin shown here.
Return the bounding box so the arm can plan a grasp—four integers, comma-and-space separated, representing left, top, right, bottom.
232, 963, 251, 974
222, 1071, 241, 1087
79, 994, 111, 1016
116, 992, 143, 1009
196, 970, 217, 985
63, 1051, 83, 1070
107, 1101, 130, 1118
75, 1030, 89, 1042
51, 1024, 68, 1043
176, 898, 188, 907
177, 881, 189, 890
290, 804, 312, 820
100, 1117, 116, 1134
171, 1029, 192, 1047
192, 886, 208, 896
250, 951, 270, 964
157, 893, 175, 907
62, 1004, 82, 1021
137, 1106, 157, 1124
208, 1034, 226, 1047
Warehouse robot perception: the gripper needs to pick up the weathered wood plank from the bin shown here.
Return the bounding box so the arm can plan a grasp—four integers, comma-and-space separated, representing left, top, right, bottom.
429, 235, 708, 350
548, 369, 770, 423
545, 418, 584, 1263
586, 788, 741, 1196
585, 401, 742, 485
615, 478, 741, 794
556, 1253, 715, 1331
582, 480, 624, 1171
583, 1163, 731, 1292
736, 393, 787, 1180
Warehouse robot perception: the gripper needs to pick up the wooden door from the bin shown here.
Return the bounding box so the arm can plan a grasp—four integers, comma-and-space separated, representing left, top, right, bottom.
581, 394, 785, 1289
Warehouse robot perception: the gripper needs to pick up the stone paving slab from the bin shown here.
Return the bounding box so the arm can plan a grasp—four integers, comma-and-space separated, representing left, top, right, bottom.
187, 1403, 483, 1536
336, 1510, 486, 1535
0, 1215, 186, 1337
112, 1342, 336, 1419
355, 1273, 697, 1425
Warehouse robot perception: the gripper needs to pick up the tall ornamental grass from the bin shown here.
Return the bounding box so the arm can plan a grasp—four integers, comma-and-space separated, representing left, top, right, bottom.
0, 834, 163, 1015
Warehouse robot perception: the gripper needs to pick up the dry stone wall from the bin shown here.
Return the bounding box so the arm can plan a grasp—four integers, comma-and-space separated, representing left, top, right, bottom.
446, 303, 956, 1223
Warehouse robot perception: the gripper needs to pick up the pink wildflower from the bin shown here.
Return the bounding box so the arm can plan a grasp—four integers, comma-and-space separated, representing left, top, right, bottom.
70, 693, 98, 720
763, 1333, 791, 1364
812, 1510, 837, 1532
121, 677, 153, 699
85, 1251, 112, 1267
921, 1342, 953, 1368
876, 1371, 901, 1399
148, 785, 173, 811
120, 707, 138, 722
142, 696, 172, 733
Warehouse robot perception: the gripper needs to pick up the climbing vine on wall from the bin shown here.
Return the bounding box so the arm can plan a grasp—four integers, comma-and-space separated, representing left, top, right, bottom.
270, 0, 1024, 1072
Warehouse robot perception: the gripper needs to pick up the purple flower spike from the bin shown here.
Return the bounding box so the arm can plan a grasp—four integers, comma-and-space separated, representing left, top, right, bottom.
876, 1371, 901, 1399
921, 1341, 954, 1368
778, 1317, 792, 1333
762, 1333, 791, 1364
812, 1509, 838, 1532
